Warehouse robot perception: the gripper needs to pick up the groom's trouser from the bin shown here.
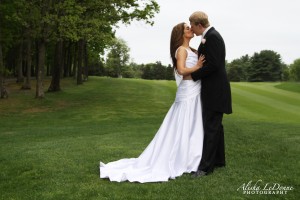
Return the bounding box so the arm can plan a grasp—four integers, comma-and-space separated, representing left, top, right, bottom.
198, 109, 225, 173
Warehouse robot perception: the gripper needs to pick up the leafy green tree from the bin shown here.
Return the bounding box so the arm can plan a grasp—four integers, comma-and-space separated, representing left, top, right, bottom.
227, 63, 241, 82
281, 63, 290, 81
74, 0, 159, 83
248, 50, 282, 82
122, 65, 135, 78
1, 0, 160, 97
48, 0, 86, 91
129, 62, 143, 78
141, 64, 153, 79
152, 61, 166, 80
141, 62, 171, 80
0, 0, 23, 83
165, 64, 175, 80
105, 38, 130, 78
289, 58, 300, 81
227, 55, 250, 82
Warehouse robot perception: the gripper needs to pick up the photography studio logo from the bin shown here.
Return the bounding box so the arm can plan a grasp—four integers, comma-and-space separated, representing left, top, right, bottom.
237, 179, 294, 195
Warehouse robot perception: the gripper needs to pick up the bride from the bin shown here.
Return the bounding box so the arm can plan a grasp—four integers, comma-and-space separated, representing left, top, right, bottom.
100, 22, 205, 183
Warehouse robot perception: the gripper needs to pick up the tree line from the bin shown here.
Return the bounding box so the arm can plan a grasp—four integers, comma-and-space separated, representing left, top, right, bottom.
90, 60, 175, 81
0, 0, 159, 98
1, 1, 299, 100
86, 37, 174, 80
92, 37, 300, 82
226, 50, 300, 82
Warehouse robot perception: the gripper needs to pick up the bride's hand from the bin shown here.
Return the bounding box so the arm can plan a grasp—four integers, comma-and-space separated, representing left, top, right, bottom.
196, 54, 205, 68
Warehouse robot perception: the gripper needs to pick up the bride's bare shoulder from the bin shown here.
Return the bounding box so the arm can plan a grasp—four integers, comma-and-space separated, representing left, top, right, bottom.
176, 46, 188, 56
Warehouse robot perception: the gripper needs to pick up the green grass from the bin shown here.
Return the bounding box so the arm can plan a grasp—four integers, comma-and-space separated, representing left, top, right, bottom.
0, 77, 299, 200
274, 82, 300, 93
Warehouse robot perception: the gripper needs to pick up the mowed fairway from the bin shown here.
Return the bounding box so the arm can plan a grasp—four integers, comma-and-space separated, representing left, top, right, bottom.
0, 77, 299, 200
231, 82, 300, 123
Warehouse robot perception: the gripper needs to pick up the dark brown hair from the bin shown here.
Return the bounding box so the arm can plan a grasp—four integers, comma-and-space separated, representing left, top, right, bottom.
170, 22, 185, 69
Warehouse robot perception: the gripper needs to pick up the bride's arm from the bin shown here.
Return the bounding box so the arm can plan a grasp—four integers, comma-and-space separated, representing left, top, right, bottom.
176, 47, 204, 76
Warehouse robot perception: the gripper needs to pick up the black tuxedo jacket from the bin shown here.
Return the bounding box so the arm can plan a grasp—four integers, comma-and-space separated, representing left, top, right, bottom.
191, 27, 232, 114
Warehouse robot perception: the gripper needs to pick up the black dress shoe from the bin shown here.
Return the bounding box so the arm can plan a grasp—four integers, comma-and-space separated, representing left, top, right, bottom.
192, 170, 207, 178
215, 164, 225, 168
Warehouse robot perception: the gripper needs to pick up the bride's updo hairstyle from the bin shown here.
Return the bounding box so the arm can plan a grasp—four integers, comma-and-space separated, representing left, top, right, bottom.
189, 11, 210, 28
170, 22, 185, 69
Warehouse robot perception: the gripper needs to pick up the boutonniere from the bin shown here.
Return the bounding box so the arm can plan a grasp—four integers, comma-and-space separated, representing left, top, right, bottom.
201, 38, 206, 44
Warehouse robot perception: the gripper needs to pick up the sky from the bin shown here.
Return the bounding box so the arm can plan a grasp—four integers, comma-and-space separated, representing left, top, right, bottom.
115, 0, 300, 66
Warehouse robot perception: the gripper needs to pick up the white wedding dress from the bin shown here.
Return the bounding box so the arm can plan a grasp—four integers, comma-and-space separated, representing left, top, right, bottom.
100, 48, 204, 183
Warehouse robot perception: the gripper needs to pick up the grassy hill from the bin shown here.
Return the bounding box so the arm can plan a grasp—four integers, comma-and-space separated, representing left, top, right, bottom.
0, 77, 299, 200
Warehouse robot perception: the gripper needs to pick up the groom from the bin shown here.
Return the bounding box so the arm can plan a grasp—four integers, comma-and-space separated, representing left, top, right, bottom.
189, 11, 232, 177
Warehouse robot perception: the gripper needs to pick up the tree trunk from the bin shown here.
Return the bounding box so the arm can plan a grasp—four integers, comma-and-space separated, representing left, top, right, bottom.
0, 20, 3, 97
48, 40, 63, 92
77, 39, 84, 85
36, 39, 45, 98
16, 41, 24, 82
83, 40, 88, 81
0, 41, 5, 98
21, 39, 32, 89
47, 63, 50, 77
72, 42, 77, 78
64, 41, 72, 77
62, 41, 67, 77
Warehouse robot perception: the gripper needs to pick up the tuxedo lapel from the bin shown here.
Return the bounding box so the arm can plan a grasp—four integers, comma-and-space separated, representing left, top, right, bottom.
197, 43, 203, 54
204, 27, 215, 39
198, 27, 215, 57
198, 38, 207, 56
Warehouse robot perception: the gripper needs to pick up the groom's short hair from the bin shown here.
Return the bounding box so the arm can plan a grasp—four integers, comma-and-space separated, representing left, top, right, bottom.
189, 11, 210, 28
